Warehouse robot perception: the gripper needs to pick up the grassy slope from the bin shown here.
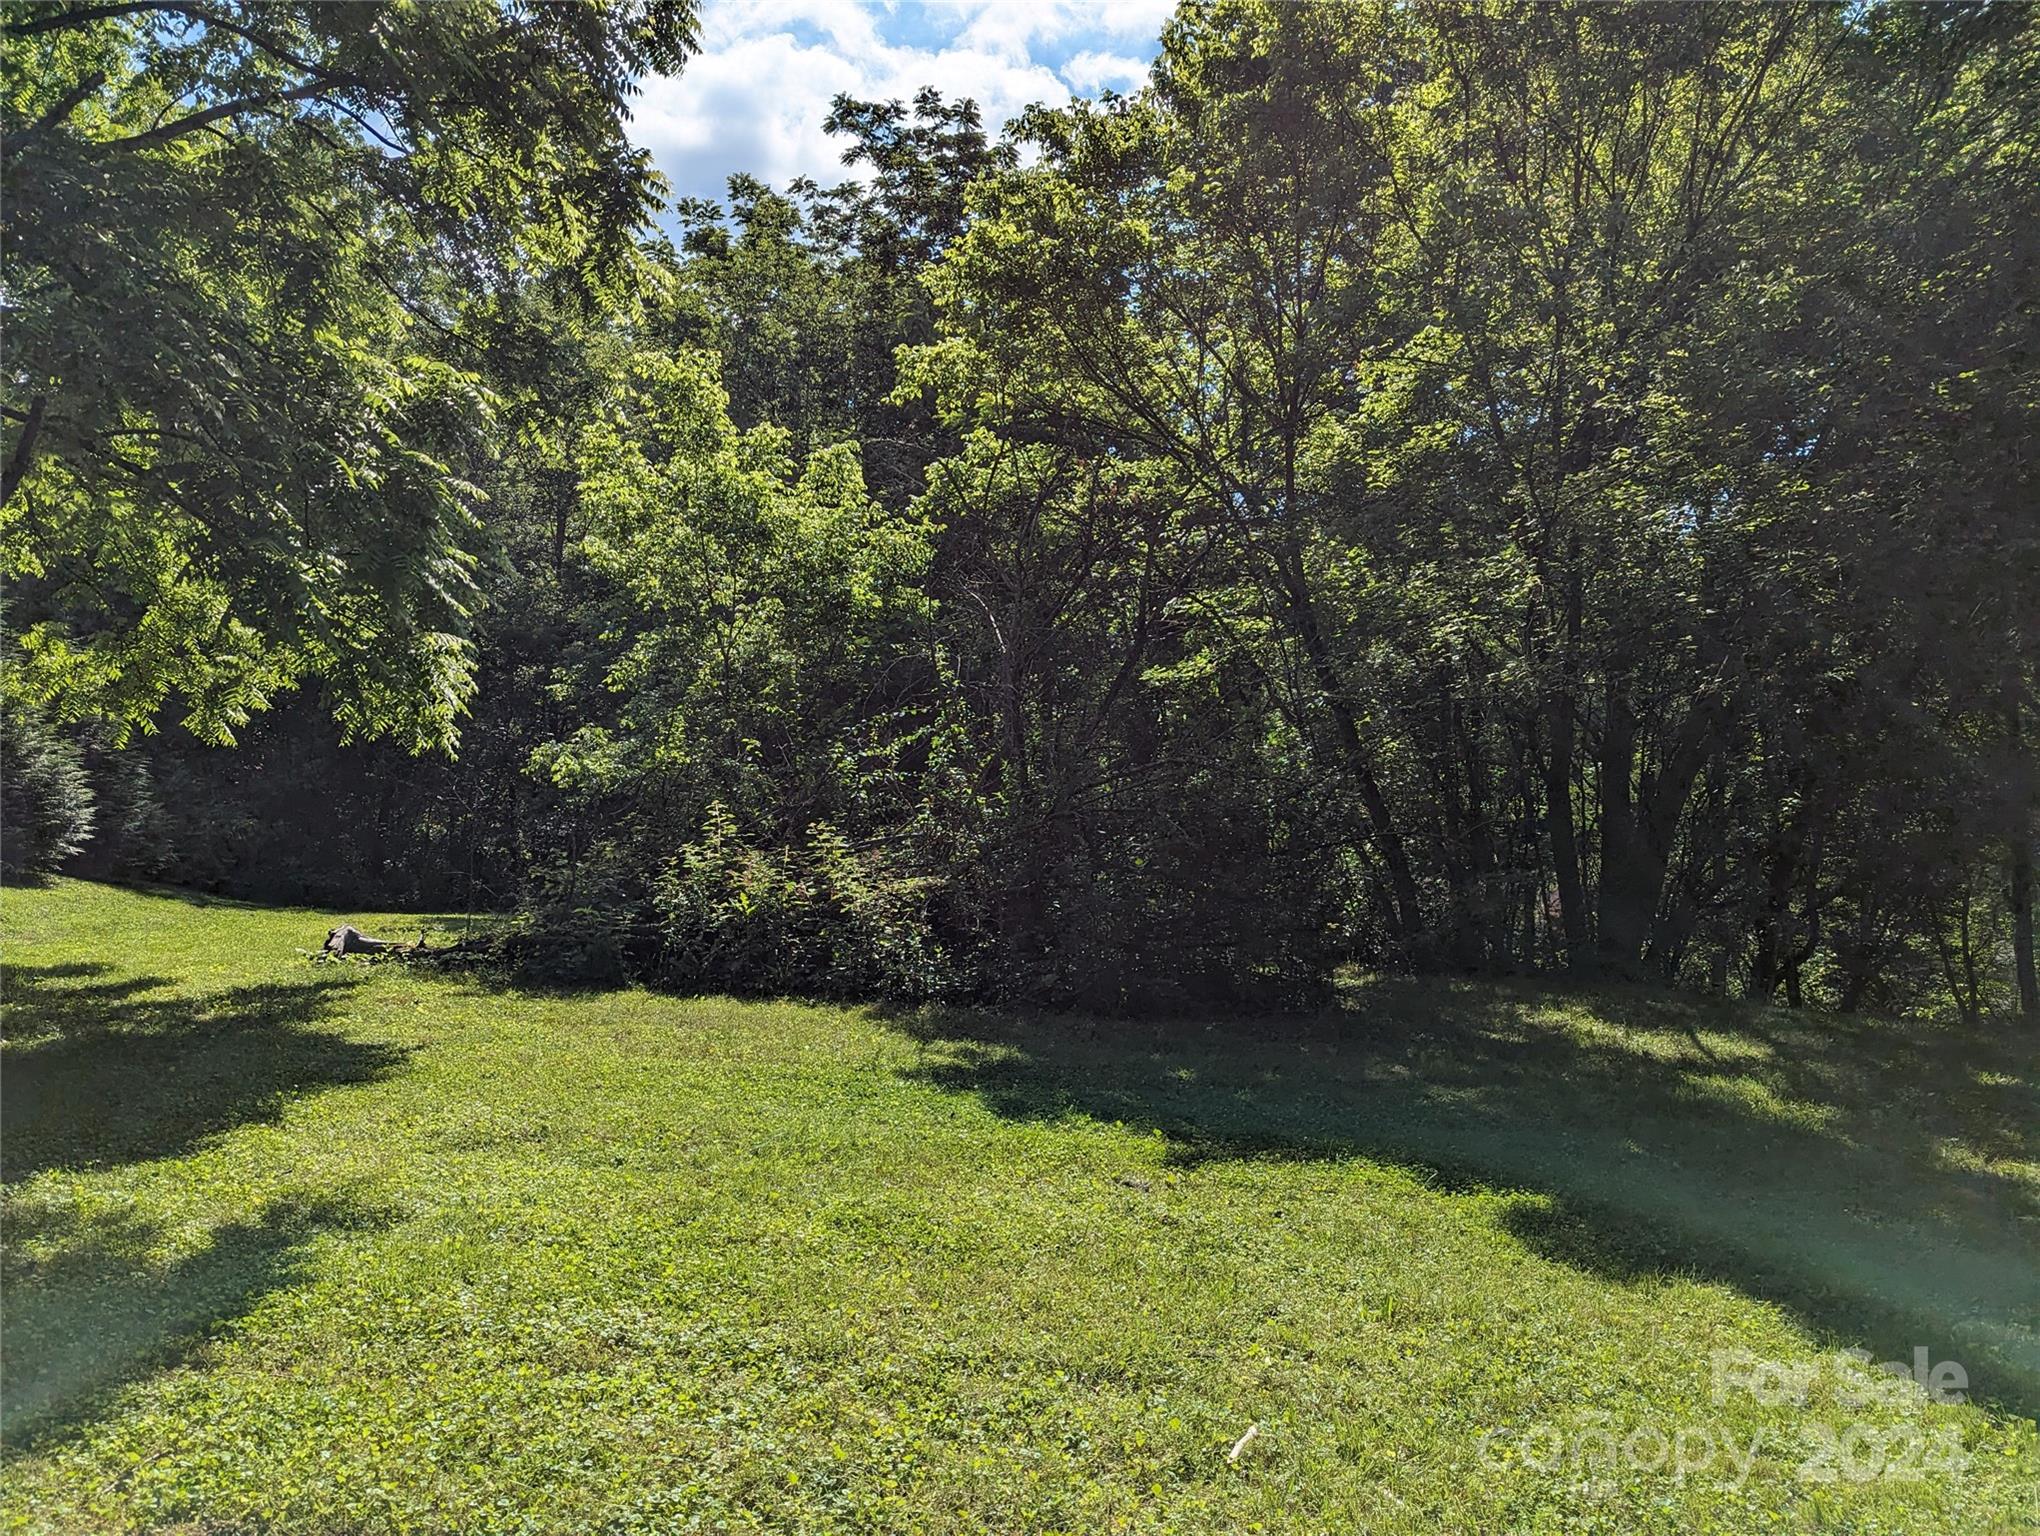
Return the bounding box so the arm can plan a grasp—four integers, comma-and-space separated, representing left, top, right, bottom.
0, 879, 2034, 1534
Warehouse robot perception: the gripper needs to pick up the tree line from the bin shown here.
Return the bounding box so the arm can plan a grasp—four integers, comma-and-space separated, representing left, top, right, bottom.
4, 1, 2035, 1018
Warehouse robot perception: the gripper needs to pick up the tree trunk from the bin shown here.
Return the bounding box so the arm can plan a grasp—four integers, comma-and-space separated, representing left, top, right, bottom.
1274, 553, 1422, 943
2014, 838, 2038, 1019
1750, 814, 1800, 1003
548, 466, 577, 575
1960, 888, 1982, 1018
2009, 702, 2037, 1019
1458, 686, 1501, 966
1544, 693, 1590, 969
2, 394, 46, 508
1428, 685, 1487, 968
1595, 676, 1647, 973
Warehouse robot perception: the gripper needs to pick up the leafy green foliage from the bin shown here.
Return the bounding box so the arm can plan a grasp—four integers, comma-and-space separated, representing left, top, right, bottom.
524, 345, 932, 864
2, 1, 697, 750
9, 1, 2034, 1015
0, 706, 94, 877
902, 0, 2038, 1011
652, 802, 951, 1000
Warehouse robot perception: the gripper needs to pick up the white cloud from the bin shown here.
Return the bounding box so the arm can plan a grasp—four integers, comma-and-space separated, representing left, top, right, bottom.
630, 0, 1167, 205
695, 0, 887, 55
1059, 49, 1150, 95
927, 0, 1177, 59
632, 34, 863, 202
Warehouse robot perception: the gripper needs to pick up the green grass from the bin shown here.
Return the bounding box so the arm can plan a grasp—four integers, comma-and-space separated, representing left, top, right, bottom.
2, 878, 2035, 1534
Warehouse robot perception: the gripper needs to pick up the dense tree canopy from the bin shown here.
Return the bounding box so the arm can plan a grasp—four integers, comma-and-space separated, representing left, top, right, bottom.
3, 0, 695, 747
4, 0, 2034, 1019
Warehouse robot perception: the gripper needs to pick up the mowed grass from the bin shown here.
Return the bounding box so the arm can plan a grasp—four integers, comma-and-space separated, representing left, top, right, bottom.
1, 880, 2035, 1534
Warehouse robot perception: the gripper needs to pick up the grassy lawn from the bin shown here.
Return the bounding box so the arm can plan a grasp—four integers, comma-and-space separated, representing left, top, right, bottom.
2, 879, 2035, 1533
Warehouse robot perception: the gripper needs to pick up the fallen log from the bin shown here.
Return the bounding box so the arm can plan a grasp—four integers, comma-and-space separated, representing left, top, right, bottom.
304, 925, 503, 966
321, 924, 425, 960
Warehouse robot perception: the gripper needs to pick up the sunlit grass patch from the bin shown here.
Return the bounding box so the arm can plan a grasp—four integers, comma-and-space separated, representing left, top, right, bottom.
2, 880, 2034, 1534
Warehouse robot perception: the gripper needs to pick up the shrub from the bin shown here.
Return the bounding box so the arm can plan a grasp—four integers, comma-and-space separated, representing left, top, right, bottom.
0, 707, 96, 880
652, 804, 954, 1002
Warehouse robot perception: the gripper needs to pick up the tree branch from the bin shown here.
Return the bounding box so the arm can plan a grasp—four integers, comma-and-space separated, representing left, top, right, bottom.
95, 79, 334, 151
2, 395, 48, 509
1, 2, 174, 38
0, 69, 107, 158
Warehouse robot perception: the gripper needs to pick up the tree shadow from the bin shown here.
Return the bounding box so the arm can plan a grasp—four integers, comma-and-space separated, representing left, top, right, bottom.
122, 882, 475, 926
1, 961, 410, 1182
0, 1190, 392, 1448
884, 979, 2040, 1419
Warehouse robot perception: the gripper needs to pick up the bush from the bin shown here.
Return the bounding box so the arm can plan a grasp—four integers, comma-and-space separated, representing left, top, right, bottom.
502, 902, 637, 988
0, 708, 96, 880
69, 736, 177, 882
653, 804, 954, 1002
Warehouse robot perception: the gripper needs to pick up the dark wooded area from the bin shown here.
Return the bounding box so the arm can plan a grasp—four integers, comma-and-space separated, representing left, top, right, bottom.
4, 1, 2035, 1017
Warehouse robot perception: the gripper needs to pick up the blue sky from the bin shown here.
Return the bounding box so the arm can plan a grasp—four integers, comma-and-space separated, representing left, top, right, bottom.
631, 0, 1173, 205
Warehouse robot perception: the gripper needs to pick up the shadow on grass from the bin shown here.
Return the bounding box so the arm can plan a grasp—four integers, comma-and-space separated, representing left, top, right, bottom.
885, 979, 2040, 1419
120, 881, 479, 931
1, 961, 410, 1182
0, 1190, 391, 1448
